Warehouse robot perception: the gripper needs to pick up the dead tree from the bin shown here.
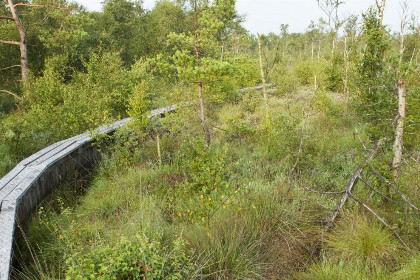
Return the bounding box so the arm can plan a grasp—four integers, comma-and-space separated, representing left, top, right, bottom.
257, 33, 269, 120
375, 0, 386, 30
398, 0, 409, 70
316, 0, 344, 54
392, 80, 406, 178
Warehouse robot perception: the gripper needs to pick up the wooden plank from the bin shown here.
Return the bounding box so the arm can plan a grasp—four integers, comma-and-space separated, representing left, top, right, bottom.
0, 200, 17, 280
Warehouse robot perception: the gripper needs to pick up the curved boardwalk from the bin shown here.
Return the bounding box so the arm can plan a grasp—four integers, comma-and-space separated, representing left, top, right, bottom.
0, 105, 177, 280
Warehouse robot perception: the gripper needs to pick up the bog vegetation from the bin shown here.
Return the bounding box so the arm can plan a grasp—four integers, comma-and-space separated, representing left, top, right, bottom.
1, 0, 420, 279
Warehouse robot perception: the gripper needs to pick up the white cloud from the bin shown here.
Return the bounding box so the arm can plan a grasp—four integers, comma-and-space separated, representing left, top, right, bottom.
73, 0, 420, 34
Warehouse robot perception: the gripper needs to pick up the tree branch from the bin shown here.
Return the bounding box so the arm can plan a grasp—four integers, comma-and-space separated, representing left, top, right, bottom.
354, 128, 368, 152
301, 186, 346, 195
324, 139, 384, 231
368, 164, 419, 212
14, 3, 73, 11
287, 115, 307, 193
358, 176, 398, 204
0, 65, 21, 71
0, 40, 20, 45
0, 89, 22, 100
0, 15, 14, 20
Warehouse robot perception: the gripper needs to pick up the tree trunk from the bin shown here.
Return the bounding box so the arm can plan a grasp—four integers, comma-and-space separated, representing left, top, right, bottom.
156, 133, 162, 166
392, 80, 406, 178
376, 0, 386, 30
7, 0, 29, 85
343, 36, 348, 94
194, 0, 210, 146
311, 40, 314, 61
257, 33, 269, 120
318, 41, 321, 62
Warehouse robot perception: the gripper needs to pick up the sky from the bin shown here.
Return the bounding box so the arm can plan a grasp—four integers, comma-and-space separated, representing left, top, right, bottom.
73, 0, 420, 34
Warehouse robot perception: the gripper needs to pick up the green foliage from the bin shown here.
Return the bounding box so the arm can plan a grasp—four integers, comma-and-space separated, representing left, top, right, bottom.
0, 52, 147, 161
65, 234, 195, 279
352, 8, 396, 138
325, 55, 344, 91
295, 62, 315, 86
180, 140, 231, 193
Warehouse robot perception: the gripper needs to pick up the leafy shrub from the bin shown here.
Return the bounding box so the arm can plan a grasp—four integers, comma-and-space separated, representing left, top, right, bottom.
65, 234, 195, 279
295, 63, 315, 86
179, 140, 231, 194
324, 55, 344, 92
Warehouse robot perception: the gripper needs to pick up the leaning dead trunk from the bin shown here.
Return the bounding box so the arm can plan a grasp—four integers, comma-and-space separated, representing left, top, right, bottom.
392, 80, 406, 178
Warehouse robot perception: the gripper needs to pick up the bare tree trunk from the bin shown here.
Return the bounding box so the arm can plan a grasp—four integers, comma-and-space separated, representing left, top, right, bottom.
376, 0, 386, 30
392, 80, 406, 178
198, 81, 211, 146
398, 0, 409, 72
156, 133, 162, 166
343, 36, 348, 94
311, 40, 314, 61
194, 1, 210, 146
257, 33, 269, 119
7, 0, 29, 85
318, 41, 321, 62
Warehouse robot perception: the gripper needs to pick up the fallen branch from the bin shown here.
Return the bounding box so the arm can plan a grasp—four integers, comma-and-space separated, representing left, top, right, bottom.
368, 164, 419, 212
347, 191, 413, 255
0, 15, 14, 20
0, 65, 20, 71
354, 129, 368, 152
0, 39, 20, 45
324, 139, 384, 231
287, 117, 307, 194
358, 176, 398, 204
302, 187, 345, 195
0, 89, 22, 100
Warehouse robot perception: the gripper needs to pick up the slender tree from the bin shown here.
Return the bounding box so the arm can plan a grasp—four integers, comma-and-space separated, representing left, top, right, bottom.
0, 0, 73, 86
160, 0, 238, 146
1, 0, 29, 85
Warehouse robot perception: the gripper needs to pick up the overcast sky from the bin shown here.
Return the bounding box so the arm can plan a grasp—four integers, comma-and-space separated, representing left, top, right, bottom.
73, 0, 420, 34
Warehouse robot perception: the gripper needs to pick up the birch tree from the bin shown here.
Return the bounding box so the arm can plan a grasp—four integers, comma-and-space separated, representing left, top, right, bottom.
316, 0, 344, 53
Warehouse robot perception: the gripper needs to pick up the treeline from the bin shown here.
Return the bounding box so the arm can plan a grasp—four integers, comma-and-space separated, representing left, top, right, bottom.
1, 0, 420, 176
0, 0, 253, 174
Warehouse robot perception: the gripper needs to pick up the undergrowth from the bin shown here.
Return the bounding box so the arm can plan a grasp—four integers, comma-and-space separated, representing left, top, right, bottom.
13, 87, 420, 279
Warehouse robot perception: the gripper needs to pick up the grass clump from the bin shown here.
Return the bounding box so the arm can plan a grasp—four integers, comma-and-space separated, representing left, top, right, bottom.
325, 213, 401, 268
